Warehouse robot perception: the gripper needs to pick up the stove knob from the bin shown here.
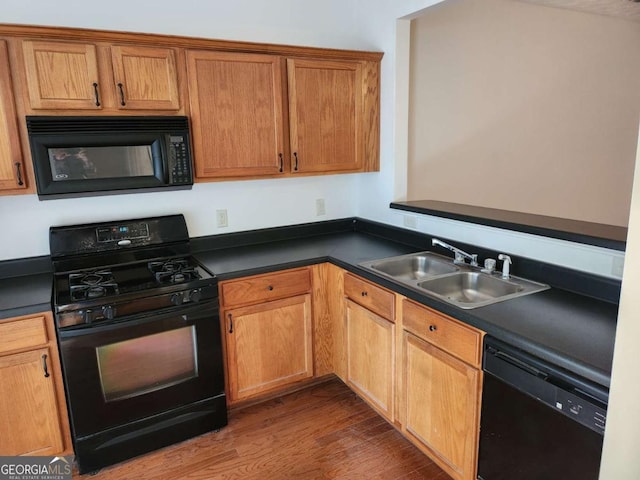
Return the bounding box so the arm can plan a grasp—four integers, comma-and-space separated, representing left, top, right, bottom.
171, 293, 184, 306
102, 305, 115, 320
189, 289, 202, 303
82, 309, 92, 324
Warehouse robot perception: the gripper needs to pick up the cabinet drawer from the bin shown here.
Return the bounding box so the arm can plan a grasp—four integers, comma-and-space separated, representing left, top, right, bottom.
402, 299, 482, 367
221, 268, 312, 308
344, 273, 394, 322
0, 315, 49, 355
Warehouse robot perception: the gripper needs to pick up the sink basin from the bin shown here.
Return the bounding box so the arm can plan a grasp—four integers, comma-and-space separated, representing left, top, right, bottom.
418, 271, 544, 308
360, 252, 459, 281
359, 251, 549, 309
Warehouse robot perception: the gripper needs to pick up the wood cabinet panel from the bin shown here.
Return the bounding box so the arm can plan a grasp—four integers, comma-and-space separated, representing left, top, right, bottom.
287, 58, 362, 173
0, 347, 65, 455
224, 294, 313, 402
403, 299, 482, 367
344, 273, 395, 321
22, 40, 102, 110
221, 267, 311, 308
403, 331, 481, 480
346, 299, 395, 421
110, 45, 180, 110
186, 50, 286, 178
0, 314, 48, 355
0, 40, 26, 191
0, 312, 72, 456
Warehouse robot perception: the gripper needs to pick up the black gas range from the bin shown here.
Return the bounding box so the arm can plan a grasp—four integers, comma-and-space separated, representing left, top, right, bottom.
50, 214, 227, 474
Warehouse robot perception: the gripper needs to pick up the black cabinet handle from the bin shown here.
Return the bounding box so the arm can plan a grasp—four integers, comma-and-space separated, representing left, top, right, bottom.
278, 153, 283, 173
14, 162, 23, 186
268, 285, 274, 291
293, 152, 299, 171
361, 291, 368, 297
228, 313, 233, 334
42, 354, 50, 378
429, 325, 437, 332
117, 82, 126, 106
92, 82, 101, 107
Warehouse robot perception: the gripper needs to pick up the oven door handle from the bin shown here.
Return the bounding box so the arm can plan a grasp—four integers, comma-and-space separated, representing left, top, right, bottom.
58, 303, 218, 338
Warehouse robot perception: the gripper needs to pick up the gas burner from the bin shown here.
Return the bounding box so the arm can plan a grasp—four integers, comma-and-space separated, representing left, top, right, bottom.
149, 259, 201, 284
69, 269, 119, 301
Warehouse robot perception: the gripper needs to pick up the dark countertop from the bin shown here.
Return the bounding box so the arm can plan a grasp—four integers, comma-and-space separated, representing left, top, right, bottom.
196, 231, 617, 389
1, 227, 617, 389
0, 273, 53, 319
391, 200, 627, 251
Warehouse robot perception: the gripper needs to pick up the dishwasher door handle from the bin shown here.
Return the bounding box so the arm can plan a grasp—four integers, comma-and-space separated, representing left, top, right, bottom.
490, 348, 549, 380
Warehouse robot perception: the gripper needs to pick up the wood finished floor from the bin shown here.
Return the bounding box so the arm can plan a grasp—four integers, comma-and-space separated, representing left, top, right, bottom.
75, 378, 452, 479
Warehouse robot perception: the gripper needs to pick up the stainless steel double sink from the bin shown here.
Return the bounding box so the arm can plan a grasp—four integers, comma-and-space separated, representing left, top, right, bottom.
359, 251, 549, 309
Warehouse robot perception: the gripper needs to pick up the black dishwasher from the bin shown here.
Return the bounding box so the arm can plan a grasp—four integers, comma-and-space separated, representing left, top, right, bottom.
478, 337, 607, 480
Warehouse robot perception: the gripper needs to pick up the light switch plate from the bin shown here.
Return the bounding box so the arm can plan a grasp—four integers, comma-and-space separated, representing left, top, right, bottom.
216, 209, 228, 228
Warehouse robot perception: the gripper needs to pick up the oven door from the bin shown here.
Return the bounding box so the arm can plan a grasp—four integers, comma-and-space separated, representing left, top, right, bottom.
58, 301, 224, 439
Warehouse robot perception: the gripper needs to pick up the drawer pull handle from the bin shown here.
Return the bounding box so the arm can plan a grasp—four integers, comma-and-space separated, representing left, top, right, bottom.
293, 152, 299, 171
14, 162, 24, 186
92, 82, 101, 107
117, 82, 126, 106
228, 313, 234, 334
278, 153, 283, 173
361, 291, 368, 297
429, 325, 437, 332
268, 285, 274, 291
42, 354, 50, 378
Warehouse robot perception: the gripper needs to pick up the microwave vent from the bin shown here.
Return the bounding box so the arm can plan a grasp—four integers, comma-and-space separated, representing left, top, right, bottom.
26, 116, 189, 134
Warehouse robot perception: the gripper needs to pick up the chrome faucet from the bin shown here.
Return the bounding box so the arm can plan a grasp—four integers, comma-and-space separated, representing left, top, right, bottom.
498, 254, 512, 279
432, 238, 478, 266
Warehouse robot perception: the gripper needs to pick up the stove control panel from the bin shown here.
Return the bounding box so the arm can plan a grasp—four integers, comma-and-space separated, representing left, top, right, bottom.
96, 223, 150, 243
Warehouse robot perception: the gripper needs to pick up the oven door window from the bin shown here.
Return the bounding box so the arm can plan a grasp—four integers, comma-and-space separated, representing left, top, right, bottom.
96, 325, 198, 402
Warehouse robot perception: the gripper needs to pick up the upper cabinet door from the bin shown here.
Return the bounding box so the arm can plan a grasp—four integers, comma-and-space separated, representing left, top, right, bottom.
186, 50, 286, 179
0, 41, 26, 191
22, 40, 102, 110
111, 45, 180, 110
287, 58, 363, 173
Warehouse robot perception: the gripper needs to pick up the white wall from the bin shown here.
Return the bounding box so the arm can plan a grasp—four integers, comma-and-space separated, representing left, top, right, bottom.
2, 0, 625, 280
0, 0, 377, 260
600, 113, 640, 480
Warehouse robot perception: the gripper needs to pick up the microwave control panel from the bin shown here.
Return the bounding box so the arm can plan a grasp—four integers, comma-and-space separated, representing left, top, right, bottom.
168, 135, 192, 185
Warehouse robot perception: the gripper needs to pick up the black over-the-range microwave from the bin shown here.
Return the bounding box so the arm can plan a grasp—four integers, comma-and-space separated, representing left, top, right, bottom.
26, 116, 194, 200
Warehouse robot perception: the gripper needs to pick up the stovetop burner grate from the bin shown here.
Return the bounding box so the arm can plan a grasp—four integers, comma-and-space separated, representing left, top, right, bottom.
69, 269, 119, 301
149, 258, 201, 284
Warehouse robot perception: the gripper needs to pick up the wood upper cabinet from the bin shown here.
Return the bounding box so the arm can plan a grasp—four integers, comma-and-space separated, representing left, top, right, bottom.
287, 59, 362, 173
110, 45, 180, 110
186, 51, 380, 181
344, 273, 395, 422
186, 50, 286, 178
0, 312, 71, 456
21, 40, 102, 110
0, 40, 26, 192
20, 39, 182, 112
220, 267, 314, 404
401, 299, 483, 480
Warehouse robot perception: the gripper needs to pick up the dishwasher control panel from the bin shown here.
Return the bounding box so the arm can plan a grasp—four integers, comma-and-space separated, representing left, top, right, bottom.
554, 389, 606, 433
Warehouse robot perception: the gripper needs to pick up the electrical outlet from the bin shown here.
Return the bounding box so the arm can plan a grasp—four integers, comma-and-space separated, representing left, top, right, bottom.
216, 209, 228, 228
403, 215, 417, 229
316, 198, 326, 216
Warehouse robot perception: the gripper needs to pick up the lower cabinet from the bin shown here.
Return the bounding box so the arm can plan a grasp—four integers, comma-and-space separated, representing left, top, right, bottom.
401, 299, 484, 480
220, 267, 314, 404
344, 273, 395, 422
345, 299, 395, 421
0, 312, 71, 456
